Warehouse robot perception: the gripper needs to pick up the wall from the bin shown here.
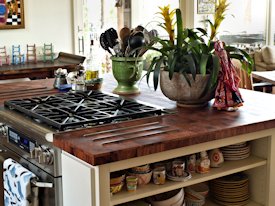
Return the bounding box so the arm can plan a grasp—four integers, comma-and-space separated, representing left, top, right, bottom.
0, 0, 74, 58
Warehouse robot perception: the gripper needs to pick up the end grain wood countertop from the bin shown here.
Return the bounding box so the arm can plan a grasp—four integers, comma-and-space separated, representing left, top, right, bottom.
1, 75, 275, 166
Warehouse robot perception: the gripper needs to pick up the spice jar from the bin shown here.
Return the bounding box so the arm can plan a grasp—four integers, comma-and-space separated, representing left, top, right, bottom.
209, 148, 224, 167
172, 160, 185, 177
187, 154, 196, 173
196, 151, 210, 174
152, 167, 166, 185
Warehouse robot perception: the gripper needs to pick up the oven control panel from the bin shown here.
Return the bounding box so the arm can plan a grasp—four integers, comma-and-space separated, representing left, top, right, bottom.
8, 127, 36, 153
7, 127, 54, 165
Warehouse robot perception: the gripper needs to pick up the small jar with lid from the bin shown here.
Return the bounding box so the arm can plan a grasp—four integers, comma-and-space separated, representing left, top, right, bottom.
196, 151, 210, 174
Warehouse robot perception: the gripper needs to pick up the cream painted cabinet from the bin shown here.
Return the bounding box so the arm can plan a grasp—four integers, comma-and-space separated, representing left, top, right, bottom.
62, 128, 275, 206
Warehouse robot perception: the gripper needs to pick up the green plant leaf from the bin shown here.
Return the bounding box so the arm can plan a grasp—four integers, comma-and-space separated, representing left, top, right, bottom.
196, 27, 208, 36
210, 55, 220, 89
183, 55, 196, 80
181, 71, 191, 87
225, 46, 253, 74
153, 57, 163, 90
176, 9, 183, 49
168, 51, 176, 79
199, 54, 209, 75
146, 57, 158, 86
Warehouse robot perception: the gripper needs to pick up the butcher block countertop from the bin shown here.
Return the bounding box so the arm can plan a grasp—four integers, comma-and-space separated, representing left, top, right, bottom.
1, 75, 275, 166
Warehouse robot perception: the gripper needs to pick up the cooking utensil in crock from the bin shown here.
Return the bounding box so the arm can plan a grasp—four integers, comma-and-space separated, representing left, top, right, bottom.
125, 32, 145, 57
119, 27, 131, 54
100, 28, 119, 55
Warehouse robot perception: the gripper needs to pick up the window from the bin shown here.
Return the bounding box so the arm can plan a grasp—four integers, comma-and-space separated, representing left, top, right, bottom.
75, 0, 180, 73
131, 0, 180, 37
217, 0, 267, 50
272, 0, 275, 45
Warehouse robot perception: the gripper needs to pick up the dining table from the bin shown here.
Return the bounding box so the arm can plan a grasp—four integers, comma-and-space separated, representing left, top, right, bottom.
251, 70, 275, 93
252, 71, 275, 84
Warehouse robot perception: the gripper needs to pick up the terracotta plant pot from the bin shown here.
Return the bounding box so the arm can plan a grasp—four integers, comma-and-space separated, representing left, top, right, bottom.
160, 70, 215, 107
111, 56, 144, 95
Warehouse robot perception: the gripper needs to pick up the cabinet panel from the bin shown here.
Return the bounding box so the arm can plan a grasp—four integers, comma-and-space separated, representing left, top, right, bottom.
64, 129, 275, 206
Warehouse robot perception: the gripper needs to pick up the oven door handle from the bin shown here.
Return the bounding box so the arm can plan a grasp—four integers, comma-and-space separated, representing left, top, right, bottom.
31, 178, 53, 188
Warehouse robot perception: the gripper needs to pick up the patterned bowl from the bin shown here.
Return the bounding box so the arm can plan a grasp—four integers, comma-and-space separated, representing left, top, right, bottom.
131, 164, 150, 173
110, 172, 126, 185
128, 170, 152, 185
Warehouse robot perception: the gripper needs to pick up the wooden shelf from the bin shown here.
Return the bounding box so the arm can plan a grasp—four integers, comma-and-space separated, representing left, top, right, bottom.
111, 156, 266, 205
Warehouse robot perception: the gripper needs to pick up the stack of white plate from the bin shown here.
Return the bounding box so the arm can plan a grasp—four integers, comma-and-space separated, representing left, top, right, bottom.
221, 142, 250, 161
210, 173, 249, 206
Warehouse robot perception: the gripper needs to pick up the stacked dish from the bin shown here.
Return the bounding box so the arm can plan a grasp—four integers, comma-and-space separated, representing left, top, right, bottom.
147, 188, 185, 206
110, 171, 126, 194
210, 173, 249, 206
185, 183, 209, 206
167, 171, 192, 182
129, 164, 152, 185
221, 142, 250, 161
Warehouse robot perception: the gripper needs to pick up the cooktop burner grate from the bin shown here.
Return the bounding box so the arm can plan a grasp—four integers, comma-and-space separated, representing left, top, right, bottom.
4, 91, 163, 130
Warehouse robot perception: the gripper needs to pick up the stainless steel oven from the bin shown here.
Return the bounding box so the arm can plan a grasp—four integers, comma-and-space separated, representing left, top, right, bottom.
0, 125, 62, 206
0, 90, 165, 206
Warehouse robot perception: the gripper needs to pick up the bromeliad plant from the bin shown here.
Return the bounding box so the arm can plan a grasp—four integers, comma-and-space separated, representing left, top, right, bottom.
144, 4, 253, 92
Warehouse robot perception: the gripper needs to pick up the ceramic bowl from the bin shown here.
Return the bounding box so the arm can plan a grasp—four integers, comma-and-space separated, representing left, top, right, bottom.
148, 188, 184, 206
187, 183, 209, 197
110, 171, 126, 185
131, 164, 150, 173
128, 170, 152, 185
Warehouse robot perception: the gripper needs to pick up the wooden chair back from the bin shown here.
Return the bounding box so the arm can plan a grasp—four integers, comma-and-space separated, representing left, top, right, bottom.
26, 44, 37, 63
0, 46, 10, 66
12, 45, 25, 65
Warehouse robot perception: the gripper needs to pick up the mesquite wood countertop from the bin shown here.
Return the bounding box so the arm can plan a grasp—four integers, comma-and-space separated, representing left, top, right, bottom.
1, 75, 275, 166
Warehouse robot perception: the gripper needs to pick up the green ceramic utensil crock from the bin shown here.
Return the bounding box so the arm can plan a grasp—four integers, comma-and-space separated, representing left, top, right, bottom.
111, 56, 144, 95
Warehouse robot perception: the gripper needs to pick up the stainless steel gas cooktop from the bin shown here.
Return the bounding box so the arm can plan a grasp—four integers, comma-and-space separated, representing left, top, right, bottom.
4, 91, 163, 131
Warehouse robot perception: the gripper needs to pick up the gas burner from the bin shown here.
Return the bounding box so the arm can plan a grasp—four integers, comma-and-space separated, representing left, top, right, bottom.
4, 91, 163, 131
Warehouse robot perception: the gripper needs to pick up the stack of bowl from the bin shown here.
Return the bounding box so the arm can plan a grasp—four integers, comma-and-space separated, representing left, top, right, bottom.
128, 164, 152, 185
147, 188, 185, 206
185, 183, 209, 206
110, 171, 126, 194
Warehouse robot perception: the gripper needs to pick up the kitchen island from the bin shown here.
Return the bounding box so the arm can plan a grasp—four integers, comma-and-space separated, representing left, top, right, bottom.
1, 76, 275, 206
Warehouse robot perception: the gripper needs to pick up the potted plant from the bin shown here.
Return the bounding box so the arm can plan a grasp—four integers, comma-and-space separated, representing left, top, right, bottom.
143, 3, 253, 107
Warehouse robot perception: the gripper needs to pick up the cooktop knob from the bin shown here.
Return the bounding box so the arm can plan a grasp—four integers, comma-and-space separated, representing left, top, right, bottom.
0, 123, 7, 136
38, 154, 43, 164
30, 149, 35, 159
46, 149, 54, 165
41, 150, 52, 165
34, 147, 42, 159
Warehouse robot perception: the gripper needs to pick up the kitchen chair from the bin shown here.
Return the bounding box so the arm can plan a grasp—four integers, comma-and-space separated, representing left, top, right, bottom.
26, 44, 37, 63
232, 59, 253, 90
0, 46, 10, 66
233, 59, 273, 93
43, 43, 54, 62
12, 45, 25, 65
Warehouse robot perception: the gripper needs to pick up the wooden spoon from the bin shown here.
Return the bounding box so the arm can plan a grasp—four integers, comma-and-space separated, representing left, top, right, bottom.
119, 27, 131, 54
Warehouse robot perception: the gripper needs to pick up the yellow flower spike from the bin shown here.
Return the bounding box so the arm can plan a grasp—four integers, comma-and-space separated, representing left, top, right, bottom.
158, 5, 176, 44
209, 0, 229, 40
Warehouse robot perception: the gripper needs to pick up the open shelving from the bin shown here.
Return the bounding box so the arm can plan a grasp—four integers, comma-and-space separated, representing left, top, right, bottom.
111, 156, 266, 205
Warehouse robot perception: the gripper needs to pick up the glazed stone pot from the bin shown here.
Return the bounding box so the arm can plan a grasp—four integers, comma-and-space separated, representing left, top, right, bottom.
111, 56, 144, 95
160, 70, 215, 107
